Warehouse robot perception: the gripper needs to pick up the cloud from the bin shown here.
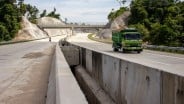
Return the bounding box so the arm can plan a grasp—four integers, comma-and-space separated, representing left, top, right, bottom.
25, 0, 131, 23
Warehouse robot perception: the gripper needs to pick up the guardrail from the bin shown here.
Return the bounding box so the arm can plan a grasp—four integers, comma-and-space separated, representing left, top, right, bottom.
145, 45, 184, 54
87, 34, 184, 54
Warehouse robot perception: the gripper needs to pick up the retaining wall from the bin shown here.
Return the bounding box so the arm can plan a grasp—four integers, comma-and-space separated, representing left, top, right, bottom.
76, 46, 184, 104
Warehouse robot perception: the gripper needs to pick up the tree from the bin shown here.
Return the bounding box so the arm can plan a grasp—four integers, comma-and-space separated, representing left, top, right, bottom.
128, 0, 184, 46
130, 6, 148, 24
108, 9, 115, 21
26, 4, 39, 23
47, 8, 60, 19
130, 23, 150, 42
18, 0, 26, 16
116, 0, 126, 7
108, 7, 128, 21
40, 9, 47, 17
64, 18, 68, 23
0, 23, 9, 41
0, 0, 20, 41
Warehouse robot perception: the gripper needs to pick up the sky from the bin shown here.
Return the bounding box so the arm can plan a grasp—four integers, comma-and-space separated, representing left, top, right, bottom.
24, 0, 132, 24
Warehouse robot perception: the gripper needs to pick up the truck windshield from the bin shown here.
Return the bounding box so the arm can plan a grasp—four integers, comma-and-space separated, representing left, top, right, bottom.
125, 34, 141, 40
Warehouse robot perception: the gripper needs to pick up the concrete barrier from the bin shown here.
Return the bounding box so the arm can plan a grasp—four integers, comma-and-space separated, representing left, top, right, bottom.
61, 46, 80, 66
67, 44, 184, 104
46, 43, 88, 104
0, 35, 63, 46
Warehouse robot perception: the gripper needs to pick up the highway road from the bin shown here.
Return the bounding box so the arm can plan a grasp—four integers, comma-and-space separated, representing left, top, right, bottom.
68, 33, 184, 77
0, 36, 64, 104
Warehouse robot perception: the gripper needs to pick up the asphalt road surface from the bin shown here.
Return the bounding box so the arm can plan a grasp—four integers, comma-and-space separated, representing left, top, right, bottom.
68, 33, 184, 77
0, 36, 64, 104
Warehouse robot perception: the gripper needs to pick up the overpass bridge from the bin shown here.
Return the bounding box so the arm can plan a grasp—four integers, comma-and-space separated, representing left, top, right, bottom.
37, 23, 106, 35
38, 24, 106, 29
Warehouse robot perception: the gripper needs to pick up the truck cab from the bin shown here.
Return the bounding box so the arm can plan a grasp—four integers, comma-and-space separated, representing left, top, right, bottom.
112, 28, 143, 53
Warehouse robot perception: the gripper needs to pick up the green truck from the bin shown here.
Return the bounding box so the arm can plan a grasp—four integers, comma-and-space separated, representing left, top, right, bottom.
112, 28, 143, 53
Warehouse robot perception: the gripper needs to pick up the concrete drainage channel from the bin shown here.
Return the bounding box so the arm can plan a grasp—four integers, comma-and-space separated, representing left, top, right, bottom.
60, 40, 115, 104
46, 41, 87, 104
59, 40, 184, 104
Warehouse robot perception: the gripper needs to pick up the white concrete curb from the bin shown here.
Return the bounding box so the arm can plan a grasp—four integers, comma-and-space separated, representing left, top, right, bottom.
46, 42, 88, 104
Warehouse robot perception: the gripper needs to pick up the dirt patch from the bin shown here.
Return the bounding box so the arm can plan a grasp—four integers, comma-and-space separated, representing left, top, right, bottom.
22, 52, 45, 59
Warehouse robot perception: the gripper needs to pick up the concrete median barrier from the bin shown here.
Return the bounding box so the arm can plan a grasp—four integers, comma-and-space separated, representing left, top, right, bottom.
46, 43, 87, 104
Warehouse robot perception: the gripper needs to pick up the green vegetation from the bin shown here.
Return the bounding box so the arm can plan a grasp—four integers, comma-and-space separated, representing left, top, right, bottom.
0, 0, 40, 41
116, 0, 127, 7
26, 5, 60, 23
0, 0, 21, 41
40, 8, 60, 19
40, 10, 47, 18
47, 8, 60, 19
108, 0, 128, 21
0, 0, 61, 42
25, 4, 39, 23
129, 0, 184, 47
109, 0, 184, 47
108, 7, 128, 21
88, 34, 112, 44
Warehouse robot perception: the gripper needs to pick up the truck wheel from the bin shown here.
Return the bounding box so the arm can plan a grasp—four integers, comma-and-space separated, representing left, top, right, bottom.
113, 48, 118, 52
137, 51, 141, 53
123, 49, 126, 53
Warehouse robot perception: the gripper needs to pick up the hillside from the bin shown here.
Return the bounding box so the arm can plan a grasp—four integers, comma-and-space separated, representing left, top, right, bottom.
98, 11, 130, 38
14, 16, 72, 41
110, 11, 130, 30
14, 17, 48, 41
37, 17, 72, 36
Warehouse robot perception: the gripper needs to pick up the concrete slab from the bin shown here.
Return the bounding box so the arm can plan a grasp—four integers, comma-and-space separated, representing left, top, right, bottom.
121, 62, 161, 104
82, 48, 86, 69
162, 72, 184, 104
0, 41, 55, 104
54, 44, 87, 104
92, 51, 102, 85
102, 54, 120, 102
61, 46, 80, 66
75, 66, 115, 104
86, 49, 93, 74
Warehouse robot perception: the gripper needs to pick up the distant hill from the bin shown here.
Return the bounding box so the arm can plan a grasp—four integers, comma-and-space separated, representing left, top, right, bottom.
37, 17, 72, 37
98, 11, 130, 39
14, 16, 72, 41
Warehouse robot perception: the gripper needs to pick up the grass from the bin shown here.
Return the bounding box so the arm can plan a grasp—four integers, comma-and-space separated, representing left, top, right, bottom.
88, 34, 112, 44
